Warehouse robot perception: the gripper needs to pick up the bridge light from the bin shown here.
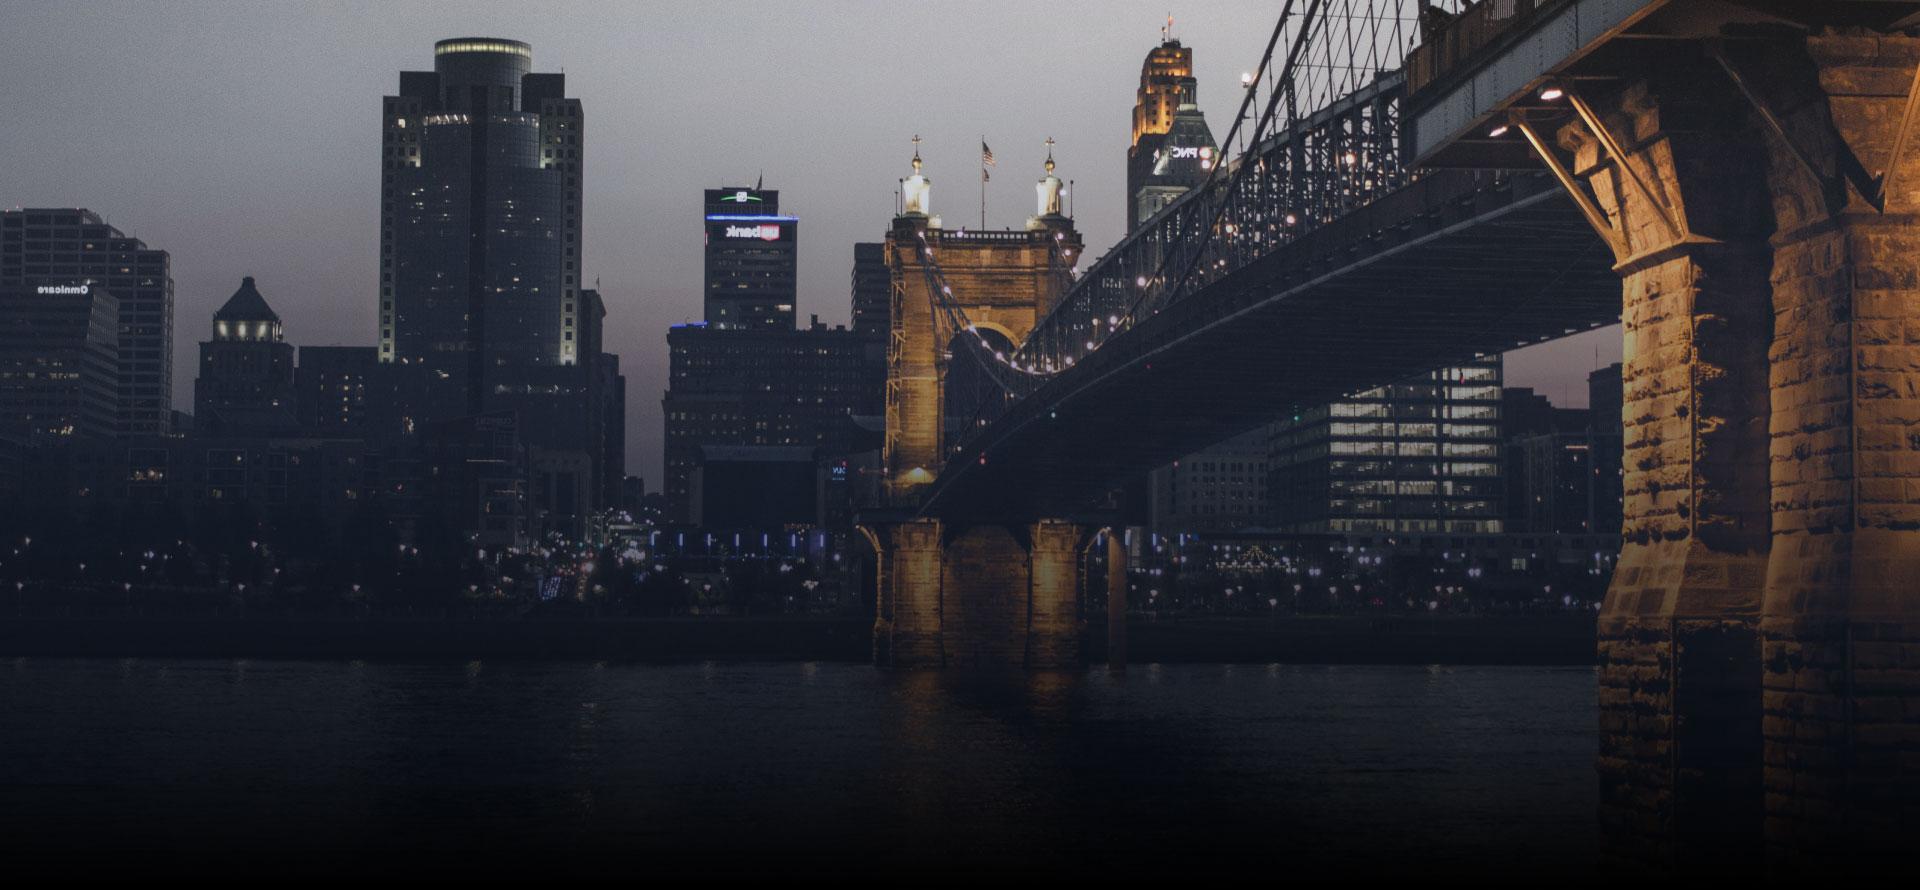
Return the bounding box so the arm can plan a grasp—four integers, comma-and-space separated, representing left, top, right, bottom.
1241, 71, 1254, 87
1488, 123, 1509, 138
1539, 86, 1564, 101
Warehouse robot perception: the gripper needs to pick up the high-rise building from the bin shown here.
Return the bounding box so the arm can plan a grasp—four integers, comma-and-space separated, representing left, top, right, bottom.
704, 186, 797, 330
378, 38, 624, 533
1126, 38, 1218, 231
2, 209, 173, 435
0, 281, 120, 440
1268, 357, 1507, 535
195, 277, 297, 437
1129, 35, 1241, 535
378, 37, 585, 415
851, 242, 891, 337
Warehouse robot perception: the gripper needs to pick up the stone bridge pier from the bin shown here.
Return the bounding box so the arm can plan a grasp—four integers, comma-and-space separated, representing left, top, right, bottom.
1548, 29, 1920, 872
861, 519, 1093, 669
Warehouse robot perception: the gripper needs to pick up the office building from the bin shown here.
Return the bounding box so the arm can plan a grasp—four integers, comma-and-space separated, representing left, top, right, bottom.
851, 241, 890, 337
1587, 363, 1625, 536
1268, 357, 1507, 535
662, 319, 884, 522
378, 37, 585, 415
2, 209, 173, 435
1126, 37, 1218, 231
0, 282, 120, 440
704, 186, 797, 330
295, 346, 385, 438
195, 277, 297, 437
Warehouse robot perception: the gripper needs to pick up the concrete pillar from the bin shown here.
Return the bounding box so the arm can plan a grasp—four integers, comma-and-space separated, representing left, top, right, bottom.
1562, 62, 1775, 870
1754, 32, 1920, 866
1107, 528, 1128, 672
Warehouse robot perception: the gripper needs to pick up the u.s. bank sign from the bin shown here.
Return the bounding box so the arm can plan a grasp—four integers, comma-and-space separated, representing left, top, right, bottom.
724, 224, 781, 241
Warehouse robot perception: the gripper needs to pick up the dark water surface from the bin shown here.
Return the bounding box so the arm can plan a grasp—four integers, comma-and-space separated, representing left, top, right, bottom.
1, 659, 1597, 879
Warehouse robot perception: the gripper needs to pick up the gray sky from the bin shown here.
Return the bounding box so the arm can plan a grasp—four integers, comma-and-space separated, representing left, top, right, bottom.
0, 0, 1618, 482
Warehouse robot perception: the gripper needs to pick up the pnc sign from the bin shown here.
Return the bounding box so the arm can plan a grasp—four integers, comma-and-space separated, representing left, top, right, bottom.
724, 224, 782, 241
1166, 146, 1214, 160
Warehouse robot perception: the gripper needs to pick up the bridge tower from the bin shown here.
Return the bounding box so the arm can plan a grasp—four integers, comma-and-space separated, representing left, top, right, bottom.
864, 143, 1093, 669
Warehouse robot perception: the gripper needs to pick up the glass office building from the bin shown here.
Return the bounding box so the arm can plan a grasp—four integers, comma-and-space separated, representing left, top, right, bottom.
1, 209, 173, 435
1269, 356, 1507, 535
378, 37, 584, 416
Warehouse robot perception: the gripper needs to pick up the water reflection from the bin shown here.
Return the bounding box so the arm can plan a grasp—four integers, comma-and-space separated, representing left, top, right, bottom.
2, 659, 1596, 879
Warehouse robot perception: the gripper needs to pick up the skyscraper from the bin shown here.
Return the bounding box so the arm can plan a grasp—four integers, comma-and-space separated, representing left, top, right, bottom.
378, 38, 585, 415
1, 209, 173, 435
195, 277, 297, 437
703, 186, 797, 330
1126, 37, 1218, 231
377, 38, 623, 534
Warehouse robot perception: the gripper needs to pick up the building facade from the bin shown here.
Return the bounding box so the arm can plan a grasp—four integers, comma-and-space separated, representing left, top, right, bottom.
0, 282, 120, 440
662, 320, 883, 522
378, 37, 585, 415
2, 209, 173, 435
195, 277, 297, 437
1268, 357, 1507, 535
1126, 38, 1218, 231
850, 241, 890, 338
1148, 427, 1271, 536
703, 187, 798, 330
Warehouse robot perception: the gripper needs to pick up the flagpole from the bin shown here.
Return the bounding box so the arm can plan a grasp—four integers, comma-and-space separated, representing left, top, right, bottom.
980, 133, 987, 229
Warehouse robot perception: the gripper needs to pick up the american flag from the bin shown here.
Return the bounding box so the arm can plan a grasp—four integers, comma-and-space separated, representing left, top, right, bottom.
981, 141, 996, 167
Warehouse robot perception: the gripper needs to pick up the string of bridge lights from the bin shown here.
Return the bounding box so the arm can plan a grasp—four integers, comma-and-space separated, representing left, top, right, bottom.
918, 0, 1415, 410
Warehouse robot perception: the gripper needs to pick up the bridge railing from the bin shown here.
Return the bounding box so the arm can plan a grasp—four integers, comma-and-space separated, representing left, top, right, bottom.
943, 1, 1472, 459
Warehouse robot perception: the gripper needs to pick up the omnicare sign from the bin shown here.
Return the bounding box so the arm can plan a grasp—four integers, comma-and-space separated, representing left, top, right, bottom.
724, 224, 781, 241
36, 284, 90, 295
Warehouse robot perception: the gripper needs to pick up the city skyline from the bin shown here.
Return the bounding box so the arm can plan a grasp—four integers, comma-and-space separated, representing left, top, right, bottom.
0, 1, 1618, 483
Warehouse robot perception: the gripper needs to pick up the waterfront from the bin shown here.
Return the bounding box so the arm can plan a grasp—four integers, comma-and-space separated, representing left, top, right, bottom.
1, 659, 1596, 879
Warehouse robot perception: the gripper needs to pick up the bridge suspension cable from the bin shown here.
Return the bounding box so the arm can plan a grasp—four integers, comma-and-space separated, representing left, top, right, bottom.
936, 1, 1474, 452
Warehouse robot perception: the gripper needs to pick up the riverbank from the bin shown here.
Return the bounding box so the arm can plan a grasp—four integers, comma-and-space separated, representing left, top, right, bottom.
0, 613, 1596, 664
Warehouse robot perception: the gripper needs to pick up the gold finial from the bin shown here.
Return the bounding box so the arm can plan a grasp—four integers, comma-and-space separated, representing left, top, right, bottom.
911, 134, 923, 174
1044, 137, 1056, 176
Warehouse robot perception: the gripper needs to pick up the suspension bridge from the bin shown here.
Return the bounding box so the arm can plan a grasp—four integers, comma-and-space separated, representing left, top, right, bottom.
866, 0, 1920, 868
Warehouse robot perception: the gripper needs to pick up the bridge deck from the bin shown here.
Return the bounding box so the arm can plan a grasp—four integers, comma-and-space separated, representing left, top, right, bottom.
923, 170, 1618, 520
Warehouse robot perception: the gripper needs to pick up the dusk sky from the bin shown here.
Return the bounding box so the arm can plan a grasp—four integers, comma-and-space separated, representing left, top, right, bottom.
0, 0, 1618, 481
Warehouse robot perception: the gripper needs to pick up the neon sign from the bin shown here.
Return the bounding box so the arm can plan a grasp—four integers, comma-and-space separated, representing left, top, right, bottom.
724, 224, 781, 241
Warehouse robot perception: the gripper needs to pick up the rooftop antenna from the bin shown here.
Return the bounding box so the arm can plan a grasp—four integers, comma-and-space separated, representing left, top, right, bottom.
1164, 12, 1173, 43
